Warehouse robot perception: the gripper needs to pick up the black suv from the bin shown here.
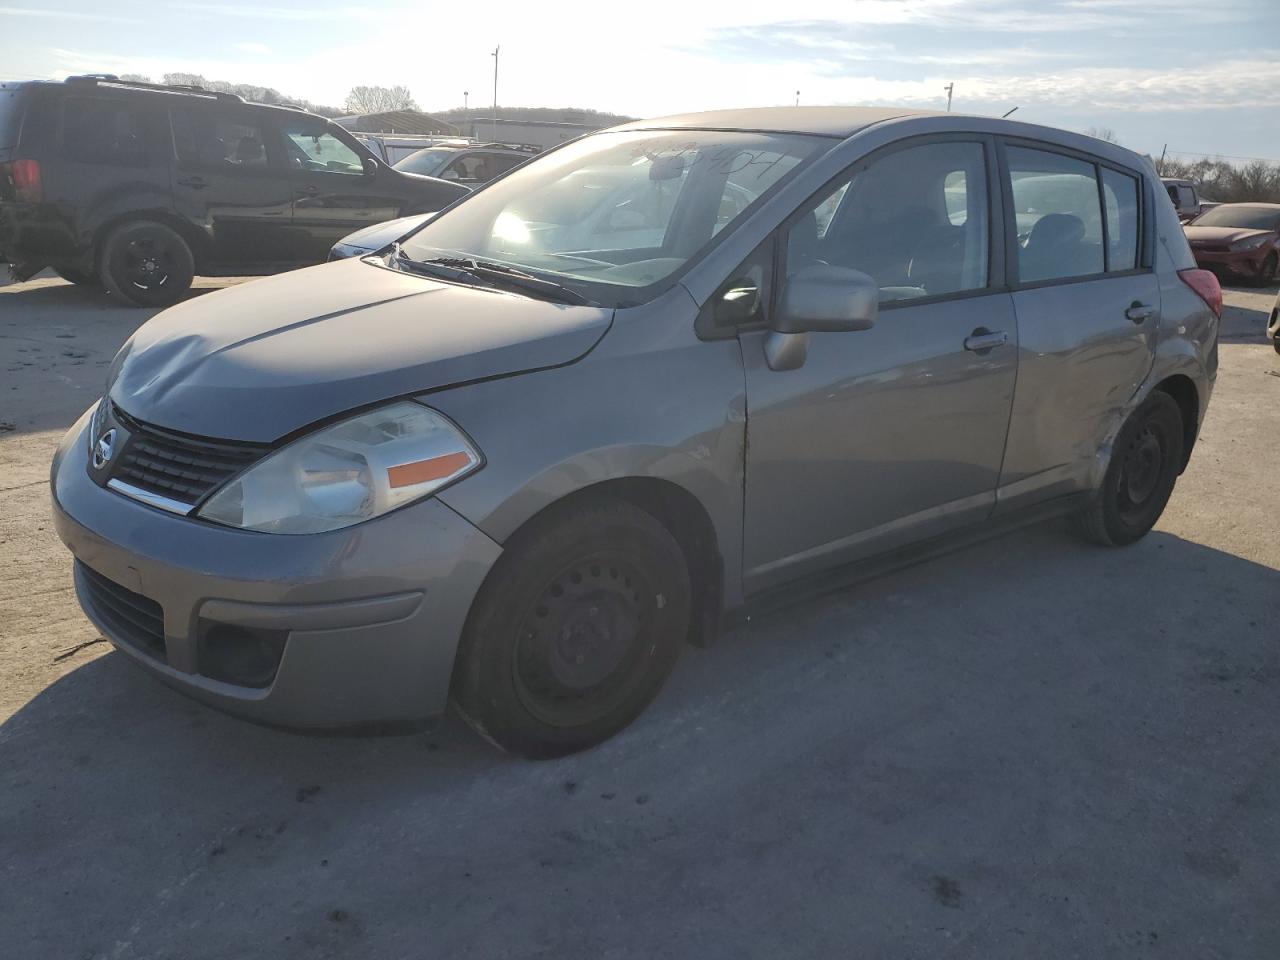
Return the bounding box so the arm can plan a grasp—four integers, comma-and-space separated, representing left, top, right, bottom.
0, 76, 468, 305
393, 142, 540, 187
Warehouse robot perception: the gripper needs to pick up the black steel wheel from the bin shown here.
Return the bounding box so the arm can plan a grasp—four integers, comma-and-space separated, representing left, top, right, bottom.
99, 221, 194, 307
1074, 391, 1185, 546
452, 499, 691, 759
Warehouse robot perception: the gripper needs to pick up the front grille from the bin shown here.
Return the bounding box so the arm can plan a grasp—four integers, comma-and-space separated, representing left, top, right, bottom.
110, 405, 267, 507
76, 561, 166, 661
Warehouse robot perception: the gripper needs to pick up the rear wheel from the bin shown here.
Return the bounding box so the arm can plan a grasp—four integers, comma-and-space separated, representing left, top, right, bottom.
99, 221, 195, 307
452, 499, 690, 759
1073, 392, 1184, 547
53, 266, 101, 288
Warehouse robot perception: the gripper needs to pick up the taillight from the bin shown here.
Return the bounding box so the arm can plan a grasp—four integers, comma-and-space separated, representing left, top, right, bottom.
11, 158, 42, 202
1178, 268, 1222, 319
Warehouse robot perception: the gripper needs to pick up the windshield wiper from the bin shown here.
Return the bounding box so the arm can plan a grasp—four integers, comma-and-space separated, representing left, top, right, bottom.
420, 256, 594, 306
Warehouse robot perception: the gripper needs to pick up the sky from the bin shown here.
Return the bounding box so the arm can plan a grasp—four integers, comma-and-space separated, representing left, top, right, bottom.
2, 0, 1278, 163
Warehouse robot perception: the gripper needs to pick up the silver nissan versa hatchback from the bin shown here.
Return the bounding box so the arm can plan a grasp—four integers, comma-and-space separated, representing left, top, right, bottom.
51, 107, 1221, 758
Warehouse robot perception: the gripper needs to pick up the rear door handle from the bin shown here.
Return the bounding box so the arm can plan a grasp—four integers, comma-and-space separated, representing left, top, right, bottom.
1125, 301, 1156, 323
963, 328, 1008, 353
176, 176, 207, 189
297, 185, 320, 196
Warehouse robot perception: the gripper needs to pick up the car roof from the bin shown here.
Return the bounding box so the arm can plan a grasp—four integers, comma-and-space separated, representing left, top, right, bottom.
611, 106, 943, 138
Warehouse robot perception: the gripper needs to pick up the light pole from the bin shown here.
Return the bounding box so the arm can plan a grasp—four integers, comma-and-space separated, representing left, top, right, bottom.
795, 90, 800, 107
944, 82, 954, 112
463, 90, 469, 111
491, 46, 499, 142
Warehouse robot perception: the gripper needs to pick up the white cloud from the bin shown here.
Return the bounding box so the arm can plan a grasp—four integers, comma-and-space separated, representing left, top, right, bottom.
236, 42, 271, 54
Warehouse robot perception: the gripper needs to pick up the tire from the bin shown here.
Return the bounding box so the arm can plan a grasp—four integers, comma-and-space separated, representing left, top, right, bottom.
53, 266, 101, 288
452, 499, 691, 759
99, 221, 195, 307
1255, 253, 1278, 288
1073, 391, 1185, 547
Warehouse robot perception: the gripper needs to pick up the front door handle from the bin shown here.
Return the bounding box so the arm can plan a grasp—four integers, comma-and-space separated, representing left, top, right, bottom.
1125, 301, 1156, 323
297, 185, 320, 197
963, 328, 1008, 353
176, 176, 207, 189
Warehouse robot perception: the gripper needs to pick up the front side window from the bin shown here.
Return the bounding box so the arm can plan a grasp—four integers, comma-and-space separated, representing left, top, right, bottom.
172, 108, 269, 170
63, 97, 150, 166
784, 140, 990, 303
400, 129, 827, 306
1008, 146, 1104, 283
282, 122, 364, 176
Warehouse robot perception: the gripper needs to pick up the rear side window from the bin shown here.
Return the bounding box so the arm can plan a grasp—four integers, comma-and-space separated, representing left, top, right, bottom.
173, 109, 270, 170
785, 140, 991, 304
1007, 147, 1104, 283
62, 97, 151, 166
1102, 168, 1140, 271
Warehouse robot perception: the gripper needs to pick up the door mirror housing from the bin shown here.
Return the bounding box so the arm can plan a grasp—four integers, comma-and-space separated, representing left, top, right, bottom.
774, 264, 878, 334
362, 156, 379, 177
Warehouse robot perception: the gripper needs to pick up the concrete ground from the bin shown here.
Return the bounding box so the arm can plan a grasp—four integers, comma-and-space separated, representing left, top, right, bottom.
2, 271, 1278, 959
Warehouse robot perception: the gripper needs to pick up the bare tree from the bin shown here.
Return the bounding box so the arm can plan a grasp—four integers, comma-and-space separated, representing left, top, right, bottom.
344, 85, 419, 115
119, 73, 152, 83
1084, 126, 1118, 144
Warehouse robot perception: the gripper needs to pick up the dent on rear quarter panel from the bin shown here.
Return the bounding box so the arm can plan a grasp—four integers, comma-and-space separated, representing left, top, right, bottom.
428, 285, 750, 609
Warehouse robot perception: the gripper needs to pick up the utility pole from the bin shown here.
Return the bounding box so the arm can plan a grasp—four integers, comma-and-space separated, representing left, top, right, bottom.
795, 90, 800, 107
463, 90, 469, 111
944, 83, 954, 112
1158, 143, 1167, 174
491, 46, 500, 142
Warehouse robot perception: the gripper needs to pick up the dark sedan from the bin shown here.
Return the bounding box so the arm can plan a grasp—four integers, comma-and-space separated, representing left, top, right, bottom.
1183, 203, 1280, 286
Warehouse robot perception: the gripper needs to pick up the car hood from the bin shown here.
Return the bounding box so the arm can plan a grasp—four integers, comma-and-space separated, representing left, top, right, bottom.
336, 213, 434, 252
108, 258, 613, 443
1183, 225, 1274, 244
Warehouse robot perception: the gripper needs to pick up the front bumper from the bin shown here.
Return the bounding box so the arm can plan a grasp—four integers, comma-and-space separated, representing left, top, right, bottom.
51, 407, 502, 730
1190, 247, 1270, 279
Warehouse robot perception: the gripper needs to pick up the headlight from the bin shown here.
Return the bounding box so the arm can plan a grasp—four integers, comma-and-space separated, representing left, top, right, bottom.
1231, 234, 1271, 251
198, 402, 481, 534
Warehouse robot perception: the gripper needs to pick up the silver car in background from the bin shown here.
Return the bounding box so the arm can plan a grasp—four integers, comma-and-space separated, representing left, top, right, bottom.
51, 107, 1221, 758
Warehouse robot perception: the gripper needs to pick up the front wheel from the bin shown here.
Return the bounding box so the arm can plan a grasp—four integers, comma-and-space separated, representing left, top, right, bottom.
1255, 253, 1278, 288
99, 221, 195, 308
1073, 392, 1185, 546
452, 499, 691, 759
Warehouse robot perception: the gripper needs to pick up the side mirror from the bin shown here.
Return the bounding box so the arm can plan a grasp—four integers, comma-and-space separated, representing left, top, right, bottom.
362, 156, 378, 177
773, 264, 878, 334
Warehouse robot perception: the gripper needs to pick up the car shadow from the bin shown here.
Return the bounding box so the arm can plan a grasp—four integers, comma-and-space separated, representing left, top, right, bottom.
1218, 281, 1276, 344
4, 522, 1279, 956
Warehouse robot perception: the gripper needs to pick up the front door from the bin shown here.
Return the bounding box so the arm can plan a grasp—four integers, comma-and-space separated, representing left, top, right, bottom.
995, 143, 1158, 511
280, 118, 402, 262
740, 137, 1018, 593
169, 103, 294, 269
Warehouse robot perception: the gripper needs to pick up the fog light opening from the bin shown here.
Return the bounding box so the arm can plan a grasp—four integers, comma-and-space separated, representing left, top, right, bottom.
197, 622, 287, 689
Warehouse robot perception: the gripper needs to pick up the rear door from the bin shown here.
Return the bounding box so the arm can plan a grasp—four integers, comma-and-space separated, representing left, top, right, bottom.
995, 140, 1157, 511
281, 117, 402, 261
170, 102, 295, 268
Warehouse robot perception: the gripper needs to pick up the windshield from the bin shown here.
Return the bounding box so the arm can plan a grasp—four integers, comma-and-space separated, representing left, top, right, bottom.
1191, 205, 1280, 230
399, 129, 829, 306
395, 148, 454, 177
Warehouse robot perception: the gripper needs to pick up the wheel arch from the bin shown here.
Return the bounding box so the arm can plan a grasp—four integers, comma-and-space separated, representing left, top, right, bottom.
92, 209, 212, 275
469, 477, 726, 648
1151, 373, 1200, 473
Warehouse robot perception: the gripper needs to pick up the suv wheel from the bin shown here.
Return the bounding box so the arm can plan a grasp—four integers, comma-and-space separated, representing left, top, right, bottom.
452, 499, 691, 759
1073, 391, 1184, 547
53, 266, 101, 288
99, 221, 195, 308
